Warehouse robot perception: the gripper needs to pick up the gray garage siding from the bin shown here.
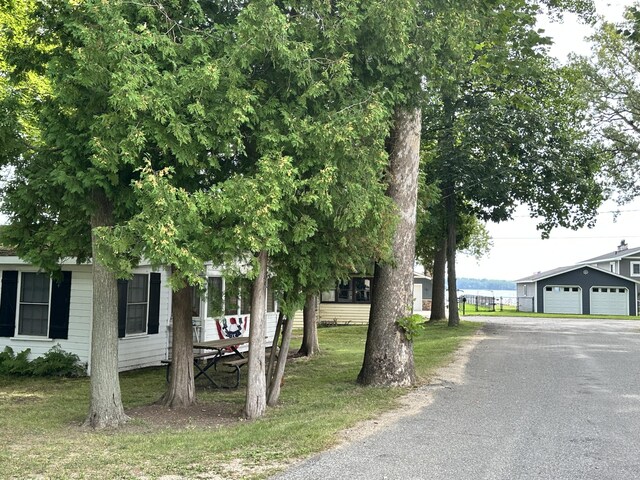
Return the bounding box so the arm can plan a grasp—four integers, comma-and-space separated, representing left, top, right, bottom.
536, 266, 637, 316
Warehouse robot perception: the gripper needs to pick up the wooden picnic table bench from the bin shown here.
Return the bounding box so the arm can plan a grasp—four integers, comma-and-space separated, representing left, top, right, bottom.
162, 337, 250, 388
162, 338, 275, 389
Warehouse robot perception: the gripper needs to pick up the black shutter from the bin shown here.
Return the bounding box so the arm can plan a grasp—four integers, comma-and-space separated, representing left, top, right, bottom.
147, 273, 161, 335
117, 279, 128, 338
0, 270, 18, 337
49, 271, 72, 339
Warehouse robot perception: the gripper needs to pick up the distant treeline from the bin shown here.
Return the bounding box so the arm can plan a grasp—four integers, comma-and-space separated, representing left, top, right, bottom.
455, 278, 516, 291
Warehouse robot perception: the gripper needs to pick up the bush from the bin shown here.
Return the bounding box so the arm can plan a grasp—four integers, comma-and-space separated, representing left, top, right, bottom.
0, 345, 86, 377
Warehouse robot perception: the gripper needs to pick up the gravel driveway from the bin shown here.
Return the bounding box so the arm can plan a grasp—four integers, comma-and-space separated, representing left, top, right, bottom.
271, 317, 640, 480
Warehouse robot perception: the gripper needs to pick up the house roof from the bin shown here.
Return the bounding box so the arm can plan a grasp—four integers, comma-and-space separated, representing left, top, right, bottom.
515, 264, 640, 284
577, 245, 640, 264
413, 271, 431, 280
515, 266, 578, 283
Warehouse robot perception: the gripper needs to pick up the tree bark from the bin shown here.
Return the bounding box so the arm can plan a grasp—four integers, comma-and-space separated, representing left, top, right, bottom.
245, 250, 268, 420
429, 236, 447, 322
445, 184, 460, 327
84, 191, 128, 429
357, 107, 420, 387
160, 271, 195, 408
267, 313, 293, 406
266, 311, 284, 391
298, 294, 320, 356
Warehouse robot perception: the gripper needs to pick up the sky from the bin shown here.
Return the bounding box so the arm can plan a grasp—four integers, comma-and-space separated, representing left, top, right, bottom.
456, 0, 640, 281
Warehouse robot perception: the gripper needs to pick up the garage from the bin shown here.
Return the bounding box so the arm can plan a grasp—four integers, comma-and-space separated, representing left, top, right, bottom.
544, 286, 582, 314
591, 287, 629, 316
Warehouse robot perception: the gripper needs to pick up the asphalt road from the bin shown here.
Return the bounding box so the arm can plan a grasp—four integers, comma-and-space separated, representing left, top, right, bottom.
271, 317, 640, 480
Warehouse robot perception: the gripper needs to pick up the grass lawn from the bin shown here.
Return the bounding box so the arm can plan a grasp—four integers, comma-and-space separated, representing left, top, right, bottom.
0, 322, 479, 480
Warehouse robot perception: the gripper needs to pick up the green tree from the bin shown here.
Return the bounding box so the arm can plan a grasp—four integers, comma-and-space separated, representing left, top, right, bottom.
578, 9, 640, 202
0, 0, 233, 422
96, 0, 397, 415
421, 0, 605, 326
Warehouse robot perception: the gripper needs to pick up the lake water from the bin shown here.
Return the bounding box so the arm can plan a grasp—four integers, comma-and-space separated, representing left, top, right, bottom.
457, 289, 517, 299
446, 289, 518, 307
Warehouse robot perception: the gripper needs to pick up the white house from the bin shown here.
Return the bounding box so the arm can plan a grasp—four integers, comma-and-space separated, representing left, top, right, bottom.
0, 255, 278, 373
0, 254, 171, 372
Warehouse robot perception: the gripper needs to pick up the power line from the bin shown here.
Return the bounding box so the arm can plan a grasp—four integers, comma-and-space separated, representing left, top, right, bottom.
493, 235, 640, 240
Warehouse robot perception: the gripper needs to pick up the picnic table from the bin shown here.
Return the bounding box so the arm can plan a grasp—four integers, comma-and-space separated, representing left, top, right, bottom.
162, 337, 250, 388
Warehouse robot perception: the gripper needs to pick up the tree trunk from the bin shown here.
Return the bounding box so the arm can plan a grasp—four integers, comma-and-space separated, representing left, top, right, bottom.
245, 250, 268, 420
266, 311, 284, 390
429, 236, 447, 322
357, 107, 420, 387
160, 272, 195, 408
84, 191, 128, 429
298, 294, 320, 356
267, 313, 293, 406
445, 184, 460, 327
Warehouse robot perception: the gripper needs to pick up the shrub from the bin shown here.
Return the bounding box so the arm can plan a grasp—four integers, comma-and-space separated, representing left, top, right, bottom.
0, 345, 86, 377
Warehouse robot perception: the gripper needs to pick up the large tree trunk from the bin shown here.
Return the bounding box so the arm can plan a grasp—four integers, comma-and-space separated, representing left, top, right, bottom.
245, 250, 268, 420
160, 272, 195, 408
357, 107, 420, 387
429, 236, 447, 322
445, 185, 460, 327
84, 191, 128, 429
267, 313, 293, 406
298, 294, 320, 356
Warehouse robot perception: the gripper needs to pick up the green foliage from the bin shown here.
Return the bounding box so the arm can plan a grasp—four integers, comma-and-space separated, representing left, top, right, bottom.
0, 345, 86, 377
396, 313, 426, 340
576, 11, 640, 203
0, 347, 31, 376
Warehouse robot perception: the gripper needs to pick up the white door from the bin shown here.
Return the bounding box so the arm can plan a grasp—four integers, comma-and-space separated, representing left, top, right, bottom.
544, 286, 582, 314
591, 287, 628, 316
413, 284, 423, 312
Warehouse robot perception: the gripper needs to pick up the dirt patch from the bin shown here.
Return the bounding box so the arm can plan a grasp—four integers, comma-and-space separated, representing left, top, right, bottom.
125, 401, 244, 431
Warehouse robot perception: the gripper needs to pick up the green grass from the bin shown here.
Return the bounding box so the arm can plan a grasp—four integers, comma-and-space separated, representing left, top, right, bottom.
461, 305, 640, 320
0, 322, 479, 480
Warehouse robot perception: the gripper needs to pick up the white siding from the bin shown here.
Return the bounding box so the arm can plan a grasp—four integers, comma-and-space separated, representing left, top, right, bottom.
117, 267, 171, 372
318, 303, 371, 325
0, 265, 93, 368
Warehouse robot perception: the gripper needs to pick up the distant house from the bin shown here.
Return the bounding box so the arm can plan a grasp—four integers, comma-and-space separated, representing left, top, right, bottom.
293, 272, 433, 327
516, 240, 640, 316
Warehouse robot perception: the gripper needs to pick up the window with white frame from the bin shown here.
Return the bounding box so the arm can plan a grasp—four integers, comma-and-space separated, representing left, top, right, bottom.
126, 274, 148, 335
18, 272, 51, 336
631, 261, 640, 277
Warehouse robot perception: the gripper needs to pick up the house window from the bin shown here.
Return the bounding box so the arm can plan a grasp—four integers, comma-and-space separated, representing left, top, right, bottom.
207, 277, 223, 318
266, 280, 275, 313
610, 262, 617, 274
523, 284, 528, 296
126, 274, 148, 335
323, 277, 374, 304
18, 272, 51, 337
337, 280, 352, 302
353, 278, 372, 302
240, 280, 252, 314
191, 285, 201, 317
631, 262, 640, 277
225, 279, 239, 315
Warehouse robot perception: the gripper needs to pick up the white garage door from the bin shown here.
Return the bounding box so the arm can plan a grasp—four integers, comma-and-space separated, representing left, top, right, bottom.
591, 287, 628, 316
544, 286, 582, 314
